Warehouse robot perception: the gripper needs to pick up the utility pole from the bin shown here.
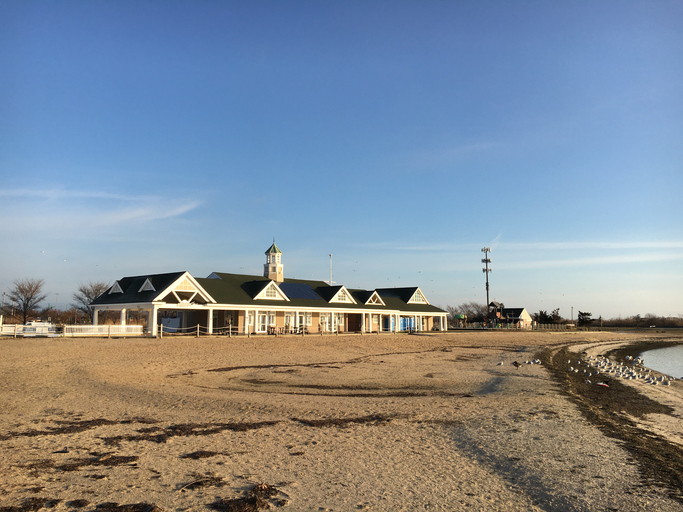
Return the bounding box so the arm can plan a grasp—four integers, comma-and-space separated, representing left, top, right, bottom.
481, 247, 492, 307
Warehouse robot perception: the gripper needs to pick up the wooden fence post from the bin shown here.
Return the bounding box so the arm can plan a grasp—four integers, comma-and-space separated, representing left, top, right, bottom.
196, 324, 199, 337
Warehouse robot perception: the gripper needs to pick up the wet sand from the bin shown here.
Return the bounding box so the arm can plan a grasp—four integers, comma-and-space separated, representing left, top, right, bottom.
0, 330, 681, 511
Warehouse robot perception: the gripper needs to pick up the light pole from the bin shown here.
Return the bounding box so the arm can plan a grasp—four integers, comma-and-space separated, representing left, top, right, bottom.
481, 247, 492, 307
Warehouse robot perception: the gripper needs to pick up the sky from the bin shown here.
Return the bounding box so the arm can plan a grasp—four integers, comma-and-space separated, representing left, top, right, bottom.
1, 0, 682, 320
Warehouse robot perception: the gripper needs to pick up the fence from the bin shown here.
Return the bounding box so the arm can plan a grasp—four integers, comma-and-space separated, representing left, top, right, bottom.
62, 325, 144, 337
1, 324, 145, 338
533, 323, 576, 331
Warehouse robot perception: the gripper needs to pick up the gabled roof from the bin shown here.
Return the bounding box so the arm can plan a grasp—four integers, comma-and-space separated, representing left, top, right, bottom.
501, 307, 529, 318
253, 281, 290, 301
199, 273, 331, 307
376, 287, 429, 305
314, 285, 357, 304
91, 270, 445, 314
351, 290, 386, 306
92, 272, 187, 305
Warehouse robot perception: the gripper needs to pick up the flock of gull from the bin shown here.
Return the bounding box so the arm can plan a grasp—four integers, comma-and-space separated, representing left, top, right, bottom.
567, 354, 676, 386
498, 359, 541, 368
497, 354, 677, 388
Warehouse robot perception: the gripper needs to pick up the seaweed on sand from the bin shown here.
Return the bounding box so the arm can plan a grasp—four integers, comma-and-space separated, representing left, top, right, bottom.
209, 483, 286, 511
292, 413, 396, 428
538, 346, 683, 503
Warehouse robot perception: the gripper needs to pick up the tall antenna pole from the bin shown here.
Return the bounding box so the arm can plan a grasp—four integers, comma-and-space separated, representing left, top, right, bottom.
329, 254, 333, 285
481, 247, 492, 306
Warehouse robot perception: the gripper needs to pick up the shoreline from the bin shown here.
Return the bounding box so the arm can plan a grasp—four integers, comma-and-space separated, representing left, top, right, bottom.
1, 331, 681, 511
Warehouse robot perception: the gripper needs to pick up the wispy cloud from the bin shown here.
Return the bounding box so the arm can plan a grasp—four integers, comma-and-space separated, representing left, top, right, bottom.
499, 241, 683, 250
406, 140, 499, 169
497, 252, 683, 270
95, 201, 202, 226
0, 188, 154, 202
0, 188, 202, 235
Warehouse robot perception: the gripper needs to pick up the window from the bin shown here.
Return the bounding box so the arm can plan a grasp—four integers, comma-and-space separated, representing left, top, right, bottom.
410, 290, 426, 303
320, 312, 330, 331
298, 312, 312, 326
265, 286, 277, 298
139, 279, 156, 293
176, 278, 196, 291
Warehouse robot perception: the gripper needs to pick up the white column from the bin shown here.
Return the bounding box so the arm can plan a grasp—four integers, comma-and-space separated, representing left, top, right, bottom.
93, 309, 99, 326
208, 308, 214, 335
120, 309, 127, 326
151, 305, 158, 336
361, 313, 365, 333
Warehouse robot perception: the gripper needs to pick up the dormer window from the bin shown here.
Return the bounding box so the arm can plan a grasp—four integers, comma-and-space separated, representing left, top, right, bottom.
139, 278, 156, 293
408, 289, 428, 304
255, 281, 289, 301
329, 286, 356, 304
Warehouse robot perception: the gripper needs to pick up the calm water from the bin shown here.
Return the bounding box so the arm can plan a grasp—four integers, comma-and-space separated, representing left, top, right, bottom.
638, 345, 683, 379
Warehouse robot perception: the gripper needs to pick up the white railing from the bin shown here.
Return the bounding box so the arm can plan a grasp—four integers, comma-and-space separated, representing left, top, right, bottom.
1, 324, 25, 336
1, 324, 145, 337
63, 325, 145, 337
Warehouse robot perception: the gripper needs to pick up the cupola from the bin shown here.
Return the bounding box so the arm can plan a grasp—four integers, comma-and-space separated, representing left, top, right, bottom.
264, 242, 284, 282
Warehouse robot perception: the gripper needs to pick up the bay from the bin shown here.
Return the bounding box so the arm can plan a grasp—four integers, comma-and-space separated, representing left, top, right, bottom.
638, 344, 683, 379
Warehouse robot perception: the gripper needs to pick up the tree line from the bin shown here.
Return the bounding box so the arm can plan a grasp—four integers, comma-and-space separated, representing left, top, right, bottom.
1, 278, 109, 325
443, 302, 681, 329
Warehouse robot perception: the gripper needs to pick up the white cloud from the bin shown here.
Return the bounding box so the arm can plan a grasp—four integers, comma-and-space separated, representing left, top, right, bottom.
0, 188, 153, 202
0, 188, 202, 236
95, 201, 202, 226
496, 252, 683, 270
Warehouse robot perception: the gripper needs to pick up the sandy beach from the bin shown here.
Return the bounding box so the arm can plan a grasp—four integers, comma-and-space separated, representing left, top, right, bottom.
1, 330, 681, 511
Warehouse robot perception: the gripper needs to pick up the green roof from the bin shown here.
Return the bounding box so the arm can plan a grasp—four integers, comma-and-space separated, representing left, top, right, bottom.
90, 269, 445, 315
265, 243, 282, 254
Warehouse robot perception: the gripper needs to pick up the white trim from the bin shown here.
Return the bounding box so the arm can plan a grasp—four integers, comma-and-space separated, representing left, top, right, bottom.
109, 281, 123, 294
364, 291, 386, 306
407, 287, 429, 305
254, 281, 290, 301
138, 278, 156, 293
329, 285, 357, 304
157, 272, 216, 304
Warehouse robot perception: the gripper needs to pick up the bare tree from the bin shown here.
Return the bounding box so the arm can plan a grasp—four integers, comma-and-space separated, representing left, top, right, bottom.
456, 301, 488, 322
7, 278, 47, 325
445, 302, 487, 326
72, 281, 110, 323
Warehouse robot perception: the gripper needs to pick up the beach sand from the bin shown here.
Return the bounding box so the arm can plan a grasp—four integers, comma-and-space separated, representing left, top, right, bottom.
0, 330, 681, 511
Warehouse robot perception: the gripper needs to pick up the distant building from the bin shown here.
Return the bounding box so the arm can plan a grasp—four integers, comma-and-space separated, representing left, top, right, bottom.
488, 302, 532, 329
91, 243, 448, 336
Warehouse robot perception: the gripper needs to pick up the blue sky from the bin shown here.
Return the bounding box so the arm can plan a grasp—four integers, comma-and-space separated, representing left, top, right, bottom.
1, 1, 682, 319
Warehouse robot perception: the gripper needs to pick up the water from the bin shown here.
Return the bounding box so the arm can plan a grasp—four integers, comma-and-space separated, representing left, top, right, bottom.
638, 345, 683, 379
